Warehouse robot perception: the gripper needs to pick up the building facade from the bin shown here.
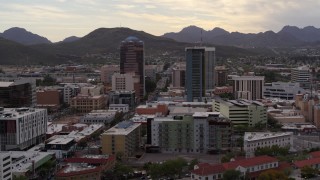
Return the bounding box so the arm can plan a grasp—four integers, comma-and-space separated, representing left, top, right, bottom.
172, 63, 186, 88
120, 36, 145, 101
0, 107, 48, 150
213, 99, 267, 126
185, 47, 215, 102
100, 65, 120, 85
111, 73, 140, 92
214, 66, 228, 86
244, 132, 293, 157
264, 82, 306, 100
231, 76, 264, 100
291, 66, 311, 89
0, 78, 36, 108
101, 121, 141, 158
70, 95, 107, 113
63, 84, 81, 104
109, 91, 136, 109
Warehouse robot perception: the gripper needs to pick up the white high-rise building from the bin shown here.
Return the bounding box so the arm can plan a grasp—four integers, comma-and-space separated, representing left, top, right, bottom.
63, 84, 81, 104
0, 107, 48, 151
231, 76, 264, 100
291, 66, 311, 89
0, 152, 11, 180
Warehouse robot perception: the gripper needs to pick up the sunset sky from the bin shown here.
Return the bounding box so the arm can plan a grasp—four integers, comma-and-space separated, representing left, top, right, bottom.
1, 0, 319, 42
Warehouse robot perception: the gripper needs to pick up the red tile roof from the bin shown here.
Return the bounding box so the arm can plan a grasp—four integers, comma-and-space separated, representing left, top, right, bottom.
310, 151, 320, 158
191, 164, 225, 176
192, 156, 278, 176
223, 155, 278, 169
294, 157, 320, 168
56, 166, 102, 177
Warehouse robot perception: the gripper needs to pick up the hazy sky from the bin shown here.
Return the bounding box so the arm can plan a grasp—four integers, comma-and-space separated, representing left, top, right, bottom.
1, 0, 320, 42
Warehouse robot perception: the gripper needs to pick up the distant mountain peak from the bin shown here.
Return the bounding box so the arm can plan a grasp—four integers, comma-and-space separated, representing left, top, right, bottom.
62, 36, 80, 43
0, 27, 51, 45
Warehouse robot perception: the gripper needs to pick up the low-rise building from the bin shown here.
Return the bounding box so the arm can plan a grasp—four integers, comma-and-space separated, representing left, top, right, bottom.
36, 89, 62, 112
109, 90, 136, 109
264, 82, 306, 100
56, 155, 115, 180
281, 123, 317, 134
109, 104, 129, 113
70, 94, 107, 113
244, 132, 293, 157
101, 121, 141, 158
136, 103, 169, 117
268, 108, 305, 124
191, 155, 279, 180
213, 86, 233, 95
81, 110, 117, 124
45, 138, 76, 159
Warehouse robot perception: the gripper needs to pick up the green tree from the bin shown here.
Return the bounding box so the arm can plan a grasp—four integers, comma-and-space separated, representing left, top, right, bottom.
110, 111, 125, 126
223, 169, 241, 180
188, 159, 199, 170
13, 175, 28, 180
37, 74, 57, 86
301, 166, 318, 179
114, 162, 133, 179
255, 145, 289, 157
257, 169, 288, 180
221, 152, 235, 163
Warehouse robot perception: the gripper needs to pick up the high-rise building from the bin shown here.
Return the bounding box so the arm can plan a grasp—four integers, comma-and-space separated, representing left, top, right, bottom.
0, 107, 48, 151
100, 65, 120, 85
120, 36, 145, 101
291, 66, 311, 89
185, 47, 215, 102
111, 73, 140, 92
0, 78, 36, 108
231, 76, 264, 100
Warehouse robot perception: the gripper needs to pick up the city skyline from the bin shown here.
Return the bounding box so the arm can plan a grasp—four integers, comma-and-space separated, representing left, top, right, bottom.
1, 0, 320, 42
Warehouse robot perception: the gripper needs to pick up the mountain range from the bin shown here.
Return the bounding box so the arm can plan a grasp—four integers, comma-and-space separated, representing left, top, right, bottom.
0, 27, 257, 65
163, 25, 320, 47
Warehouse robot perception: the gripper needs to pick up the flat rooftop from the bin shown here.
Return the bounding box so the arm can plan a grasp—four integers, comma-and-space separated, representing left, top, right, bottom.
63, 163, 96, 173
0, 108, 46, 119
244, 132, 293, 141
103, 121, 140, 135
47, 137, 74, 145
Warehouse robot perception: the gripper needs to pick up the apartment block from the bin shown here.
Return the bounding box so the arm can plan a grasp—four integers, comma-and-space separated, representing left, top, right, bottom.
291, 66, 311, 89
0, 107, 48, 151
101, 121, 141, 158
231, 76, 264, 100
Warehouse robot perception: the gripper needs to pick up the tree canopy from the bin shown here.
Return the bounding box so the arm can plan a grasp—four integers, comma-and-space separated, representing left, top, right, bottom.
257, 169, 288, 180
223, 169, 241, 180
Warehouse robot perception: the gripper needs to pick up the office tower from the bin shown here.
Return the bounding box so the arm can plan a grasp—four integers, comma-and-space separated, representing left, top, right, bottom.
291, 66, 311, 89
100, 65, 120, 85
0, 78, 36, 108
185, 47, 215, 102
111, 73, 140, 92
120, 36, 145, 101
0, 107, 48, 151
231, 76, 264, 100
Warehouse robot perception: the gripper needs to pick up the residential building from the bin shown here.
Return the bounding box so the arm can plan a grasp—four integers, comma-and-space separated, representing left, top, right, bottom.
213, 99, 267, 126
172, 63, 186, 88
291, 66, 311, 89
214, 66, 228, 86
0, 78, 36, 107
185, 47, 215, 102
244, 132, 293, 157
0, 107, 48, 151
101, 121, 141, 158
231, 76, 264, 100
109, 104, 129, 113
191, 155, 279, 180
81, 110, 117, 124
111, 73, 140, 92
100, 65, 120, 85
0, 152, 11, 180
70, 94, 107, 113
56, 155, 115, 180
150, 112, 231, 153
120, 36, 145, 101
109, 90, 136, 109
263, 82, 306, 100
